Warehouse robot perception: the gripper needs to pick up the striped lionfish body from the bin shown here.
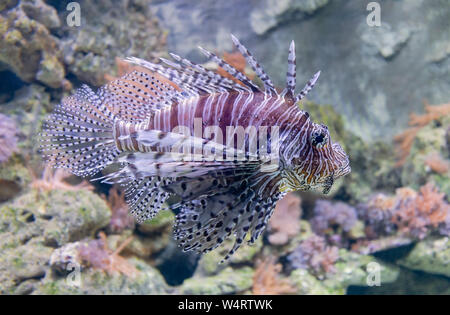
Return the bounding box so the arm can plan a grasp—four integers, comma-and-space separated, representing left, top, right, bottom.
41, 35, 350, 261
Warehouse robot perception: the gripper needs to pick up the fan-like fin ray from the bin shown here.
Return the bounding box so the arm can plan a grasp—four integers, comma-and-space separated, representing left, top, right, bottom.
230, 34, 277, 95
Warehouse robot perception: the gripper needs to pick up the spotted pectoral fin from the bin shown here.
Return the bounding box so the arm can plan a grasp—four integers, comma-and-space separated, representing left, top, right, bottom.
173, 178, 283, 262
123, 176, 172, 223
162, 166, 259, 202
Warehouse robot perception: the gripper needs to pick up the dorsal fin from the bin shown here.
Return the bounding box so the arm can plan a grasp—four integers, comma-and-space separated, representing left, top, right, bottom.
197, 46, 260, 93
282, 40, 296, 102
295, 71, 321, 103
161, 53, 249, 93
230, 34, 277, 96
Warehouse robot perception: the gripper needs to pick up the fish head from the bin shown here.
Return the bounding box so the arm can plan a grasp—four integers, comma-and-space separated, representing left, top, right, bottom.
280, 122, 350, 194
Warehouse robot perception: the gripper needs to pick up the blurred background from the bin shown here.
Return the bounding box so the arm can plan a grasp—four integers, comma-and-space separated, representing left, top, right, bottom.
0, 0, 449, 294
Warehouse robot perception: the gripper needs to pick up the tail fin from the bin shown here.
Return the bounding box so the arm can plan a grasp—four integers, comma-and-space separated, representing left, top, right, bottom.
40, 85, 120, 177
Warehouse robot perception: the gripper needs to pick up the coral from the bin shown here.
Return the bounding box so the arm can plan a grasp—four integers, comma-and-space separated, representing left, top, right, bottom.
106, 187, 134, 234
424, 152, 449, 175
252, 257, 296, 295
394, 102, 450, 166
358, 183, 450, 241
78, 232, 138, 278
268, 192, 302, 245
357, 193, 397, 237
288, 235, 339, 276
399, 112, 449, 196
0, 113, 18, 163
391, 183, 449, 239
30, 165, 93, 193
310, 200, 358, 246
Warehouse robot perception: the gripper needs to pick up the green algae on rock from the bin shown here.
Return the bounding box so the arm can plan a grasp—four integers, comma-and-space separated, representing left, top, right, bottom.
0, 188, 112, 294
36, 257, 168, 295
289, 248, 399, 294
397, 237, 450, 278
0, 2, 65, 88
178, 266, 254, 295
195, 237, 263, 277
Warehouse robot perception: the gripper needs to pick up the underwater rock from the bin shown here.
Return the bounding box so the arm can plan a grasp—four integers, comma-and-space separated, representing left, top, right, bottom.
325, 249, 399, 290
289, 269, 332, 294
195, 237, 263, 277
288, 249, 399, 294
349, 265, 450, 295
137, 210, 174, 235
40, 190, 111, 247
178, 266, 254, 295
0, 240, 53, 294
125, 211, 174, 258
397, 237, 450, 278
20, 0, 61, 30
0, 83, 52, 158
0, 159, 31, 202
360, 22, 412, 59
249, 0, 329, 35
59, 0, 167, 86
0, 189, 111, 248
36, 257, 168, 295
0, 2, 65, 88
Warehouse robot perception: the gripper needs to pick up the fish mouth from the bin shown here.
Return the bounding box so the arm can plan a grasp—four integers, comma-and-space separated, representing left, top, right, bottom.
321, 161, 351, 194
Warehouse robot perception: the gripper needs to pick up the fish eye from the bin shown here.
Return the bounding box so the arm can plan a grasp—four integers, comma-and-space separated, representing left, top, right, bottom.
311, 131, 327, 147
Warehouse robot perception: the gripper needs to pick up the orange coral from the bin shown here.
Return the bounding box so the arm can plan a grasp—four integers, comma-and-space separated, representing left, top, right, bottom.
392, 183, 449, 238
252, 257, 296, 295
107, 186, 134, 233
268, 193, 302, 245
424, 153, 450, 174
78, 232, 138, 278
368, 193, 396, 212
394, 101, 450, 166
31, 165, 93, 192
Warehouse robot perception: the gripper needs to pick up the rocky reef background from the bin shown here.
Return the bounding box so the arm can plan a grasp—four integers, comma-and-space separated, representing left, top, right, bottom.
0, 0, 449, 295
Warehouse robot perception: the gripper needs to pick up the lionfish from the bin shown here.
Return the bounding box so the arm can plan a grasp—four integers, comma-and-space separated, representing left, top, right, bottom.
41, 35, 350, 261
